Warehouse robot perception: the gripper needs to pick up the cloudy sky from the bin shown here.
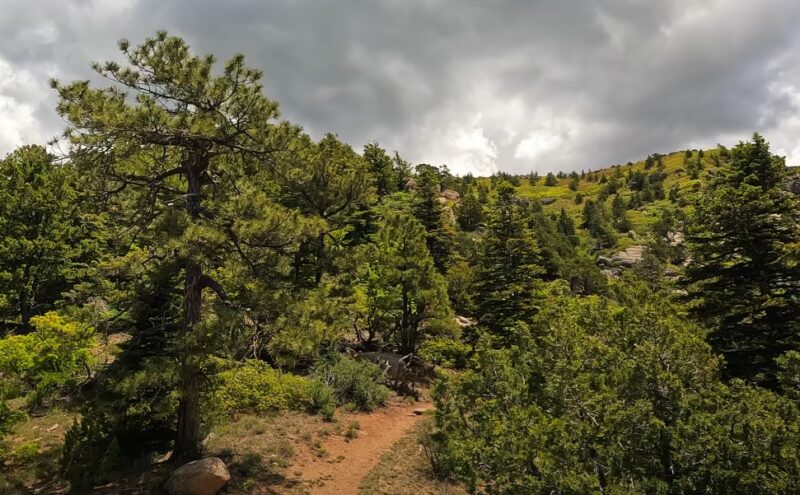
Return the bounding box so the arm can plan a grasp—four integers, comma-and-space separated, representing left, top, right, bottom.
2, 0, 800, 175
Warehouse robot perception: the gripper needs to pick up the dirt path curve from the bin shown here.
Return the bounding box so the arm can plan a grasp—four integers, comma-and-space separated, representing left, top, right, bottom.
286, 399, 431, 494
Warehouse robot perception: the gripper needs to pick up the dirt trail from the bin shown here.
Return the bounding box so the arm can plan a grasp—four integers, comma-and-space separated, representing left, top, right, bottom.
286, 399, 431, 494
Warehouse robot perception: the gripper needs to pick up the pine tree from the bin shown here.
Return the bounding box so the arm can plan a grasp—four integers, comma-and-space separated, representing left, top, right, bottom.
353, 212, 452, 353
0, 146, 101, 332
282, 133, 375, 285
556, 206, 576, 237
456, 190, 484, 232
52, 32, 312, 461
413, 165, 454, 272
582, 200, 617, 248
611, 194, 631, 232
683, 133, 800, 386
363, 142, 397, 198
474, 183, 543, 342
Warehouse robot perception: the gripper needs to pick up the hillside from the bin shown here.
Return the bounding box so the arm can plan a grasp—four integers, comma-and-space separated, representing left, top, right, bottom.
4, 31, 800, 495
457, 147, 729, 279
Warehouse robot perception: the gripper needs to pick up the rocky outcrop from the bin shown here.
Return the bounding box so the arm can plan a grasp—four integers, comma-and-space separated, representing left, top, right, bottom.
540, 197, 557, 205
597, 245, 645, 270
443, 206, 456, 225
165, 457, 230, 495
440, 189, 460, 201
404, 178, 418, 191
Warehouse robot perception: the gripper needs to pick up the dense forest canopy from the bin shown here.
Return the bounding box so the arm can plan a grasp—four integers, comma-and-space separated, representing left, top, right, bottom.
2, 32, 800, 495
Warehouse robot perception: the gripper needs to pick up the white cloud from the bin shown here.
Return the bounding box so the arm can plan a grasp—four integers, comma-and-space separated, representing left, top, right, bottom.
1, 0, 800, 174
0, 58, 50, 153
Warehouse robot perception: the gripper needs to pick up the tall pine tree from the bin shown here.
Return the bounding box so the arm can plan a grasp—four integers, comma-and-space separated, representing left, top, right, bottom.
683, 133, 800, 386
53, 32, 311, 461
413, 164, 454, 272
474, 182, 543, 343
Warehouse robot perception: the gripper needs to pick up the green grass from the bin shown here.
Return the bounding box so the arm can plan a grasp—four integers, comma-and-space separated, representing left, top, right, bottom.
476, 149, 722, 254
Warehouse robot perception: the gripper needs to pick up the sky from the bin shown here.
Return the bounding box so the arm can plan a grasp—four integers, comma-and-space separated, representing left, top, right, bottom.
1, 0, 800, 175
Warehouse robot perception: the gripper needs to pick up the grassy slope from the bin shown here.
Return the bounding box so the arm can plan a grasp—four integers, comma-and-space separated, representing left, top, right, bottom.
476, 148, 722, 255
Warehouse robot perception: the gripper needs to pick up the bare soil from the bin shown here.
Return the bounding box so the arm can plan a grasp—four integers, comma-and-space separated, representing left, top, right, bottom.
284, 397, 431, 494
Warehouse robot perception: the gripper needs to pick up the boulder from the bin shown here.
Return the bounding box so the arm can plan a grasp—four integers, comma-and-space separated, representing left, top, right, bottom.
666, 231, 684, 246
440, 189, 461, 201
442, 206, 456, 225
611, 245, 645, 266
596, 255, 613, 267
404, 178, 418, 191
601, 268, 622, 278
165, 457, 230, 495
540, 197, 557, 205
454, 315, 477, 328
610, 255, 635, 268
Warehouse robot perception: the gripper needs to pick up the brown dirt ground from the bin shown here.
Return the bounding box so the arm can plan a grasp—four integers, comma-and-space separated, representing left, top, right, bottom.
283, 396, 432, 494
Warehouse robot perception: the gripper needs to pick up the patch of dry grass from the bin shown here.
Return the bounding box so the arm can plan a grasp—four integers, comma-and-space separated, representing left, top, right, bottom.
359, 416, 466, 495
1, 407, 78, 494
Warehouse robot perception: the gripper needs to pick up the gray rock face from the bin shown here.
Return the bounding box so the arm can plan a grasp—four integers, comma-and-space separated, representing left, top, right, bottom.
596, 246, 645, 269
165, 457, 230, 495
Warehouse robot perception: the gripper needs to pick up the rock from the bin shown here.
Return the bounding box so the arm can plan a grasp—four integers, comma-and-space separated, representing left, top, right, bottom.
627, 230, 637, 240
787, 174, 800, 195
165, 457, 230, 495
610, 245, 645, 267
666, 231, 684, 246
610, 255, 635, 268
442, 206, 456, 225
440, 189, 460, 201
404, 178, 418, 191
601, 268, 621, 278
454, 315, 477, 328
437, 196, 448, 205
540, 197, 557, 205
413, 409, 427, 416
596, 255, 613, 267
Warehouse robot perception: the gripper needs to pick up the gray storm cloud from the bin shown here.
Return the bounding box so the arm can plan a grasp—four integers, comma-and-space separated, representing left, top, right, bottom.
1, 0, 799, 174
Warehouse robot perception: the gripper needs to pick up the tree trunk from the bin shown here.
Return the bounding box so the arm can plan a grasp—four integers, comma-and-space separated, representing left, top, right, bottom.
19, 264, 32, 332
314, 231, 325, 285
174, 260, 203, 460
173, 158, 206, 461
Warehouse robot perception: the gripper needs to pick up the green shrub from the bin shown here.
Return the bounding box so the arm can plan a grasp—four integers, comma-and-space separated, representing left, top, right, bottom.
0, 312, 95, 405
214, 359, 333, 415
305, 378, 337, 418
61, 414, 122, 490
0, 383, 26, 452
419, 338, 471, 369
314, 354, 390, 411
